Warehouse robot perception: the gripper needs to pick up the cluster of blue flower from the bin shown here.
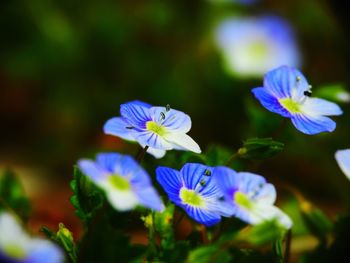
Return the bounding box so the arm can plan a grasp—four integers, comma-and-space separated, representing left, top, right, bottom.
79, 65, 345, 229
3, 65, 349, 262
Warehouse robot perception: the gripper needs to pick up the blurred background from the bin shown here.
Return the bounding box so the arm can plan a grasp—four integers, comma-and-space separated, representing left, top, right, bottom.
1, 0, 350, 260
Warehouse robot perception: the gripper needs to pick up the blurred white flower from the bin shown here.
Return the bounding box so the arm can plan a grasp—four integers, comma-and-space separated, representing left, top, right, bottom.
215, 16, 301, 78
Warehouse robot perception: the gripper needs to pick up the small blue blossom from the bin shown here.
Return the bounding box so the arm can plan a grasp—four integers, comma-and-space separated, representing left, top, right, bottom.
335, 149, 350, 180
215, 16, 300, 77
213, 167, 292, 229
252, 66, 343, 135
78, 153, 164, 211
104, 101, 201, 158
156, 163, 232, 227
0, 212, 64, 263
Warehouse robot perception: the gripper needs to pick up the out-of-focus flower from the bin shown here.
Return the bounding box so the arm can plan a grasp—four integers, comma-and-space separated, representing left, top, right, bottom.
213, 166, 292, 229
0, 212, 63, 263
156, 163, 232, 227
215, 16, 301, 77
78, 153, 164, 211
104, 101, 201, 159
252, 66, 342, 135
335, 149, 350, 180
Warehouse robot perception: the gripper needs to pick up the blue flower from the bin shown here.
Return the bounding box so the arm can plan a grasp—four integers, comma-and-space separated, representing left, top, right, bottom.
335, 149, 350, 180
104, 101, 201, 158
215, 16, 300, 77
156, 163, 232, 227
213, 167, 292, 229
252, 66, 343, 135
0, 212, 64, 263
78, 153, 164, 211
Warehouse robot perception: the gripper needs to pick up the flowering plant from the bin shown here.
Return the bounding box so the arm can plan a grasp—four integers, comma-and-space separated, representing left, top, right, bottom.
1, 65, 349, 263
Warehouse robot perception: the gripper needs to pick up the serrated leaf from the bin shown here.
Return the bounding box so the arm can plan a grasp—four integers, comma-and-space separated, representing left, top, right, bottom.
69, 166, 104, 223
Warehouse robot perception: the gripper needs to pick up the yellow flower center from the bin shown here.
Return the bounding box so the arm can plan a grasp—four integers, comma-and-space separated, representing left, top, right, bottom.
246, 41, 269, 60
279, 98, 301, 114
234, 191, 253, 210
108, 175, 131, 191
180, 188, 204, 207
3, 244, 26, 259
146, 121, 166, 136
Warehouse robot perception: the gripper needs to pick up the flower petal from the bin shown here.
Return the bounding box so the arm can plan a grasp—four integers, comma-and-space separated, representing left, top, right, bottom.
291, 114, 336, 135
120, 103, 151, 128
301, 98, 343, 116
249, 204, 293, 229
135, 186, 165, 211
264, 65, 308, 99
252, 87, 291, 117
127, 100, 152, 108
335, 149, 350, 180
133, 130, 173, 150
77, 160, 107, 183
146, 147, 166, 159
156, 167, 183, 205
105, 190, 139, 211
180, 163, 209, 190
103, 117, 135, 141
253, 183, 276, 205
164, 133, 201, 153
149, 107, 192, 133
185, 206, 221, 227
27, 239, 64, 263
237, 172, 267, 195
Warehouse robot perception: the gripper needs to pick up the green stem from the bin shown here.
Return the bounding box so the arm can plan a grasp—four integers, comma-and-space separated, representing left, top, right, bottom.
224, 151, 239, 166
136, 145, 149, 163
283, 229, 292, 263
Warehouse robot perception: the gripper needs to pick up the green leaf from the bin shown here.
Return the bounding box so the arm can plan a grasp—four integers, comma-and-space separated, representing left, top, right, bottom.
186, 245, 232, 263
154, 204, 175, 250
70, 166, 104, 224
314, 83, 350, 103
0, 169, 31, 220
238, 138, 284, 160
301, 207, 333, 243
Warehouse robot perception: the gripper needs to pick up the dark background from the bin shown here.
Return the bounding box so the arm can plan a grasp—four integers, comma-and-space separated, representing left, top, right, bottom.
1, 0, 350, 257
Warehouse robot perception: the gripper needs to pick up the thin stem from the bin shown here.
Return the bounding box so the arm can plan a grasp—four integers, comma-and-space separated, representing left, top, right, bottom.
224, 151, 239, 166
148, 211, 158, 260
136, 145, 149, 163
283, 229, 292, 263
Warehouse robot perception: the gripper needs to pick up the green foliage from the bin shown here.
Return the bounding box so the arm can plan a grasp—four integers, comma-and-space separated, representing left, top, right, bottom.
314, 83, 350, 103
0, 169, 31, 220
186, 244, 232, 263
238, 138, 284, 160
41, 223, 78, 263
69, 166, 104, 224
154, 204, 175, 250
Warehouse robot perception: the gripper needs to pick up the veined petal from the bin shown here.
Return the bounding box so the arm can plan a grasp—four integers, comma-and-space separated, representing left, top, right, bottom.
127, 100, 152, 108
213, 166, 240, 197
135, 186, 165, 211
185, 206, 221, 227
77, 160, 108, 183
335, 149, 350, 180
133, 130, 173, 150
252, 87, 291, 117
301, 98, 343, 116
180, 163, 210, 190
120, 103, 151, 128
264, 65, 308, 99
206, 200, 234, 217
105, 190, 139, 211
156, 167, 183, 204
149, 107, 191, 133
165, 133, 201, 153
291, 114, 336, 135
103, 117, 135, 141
